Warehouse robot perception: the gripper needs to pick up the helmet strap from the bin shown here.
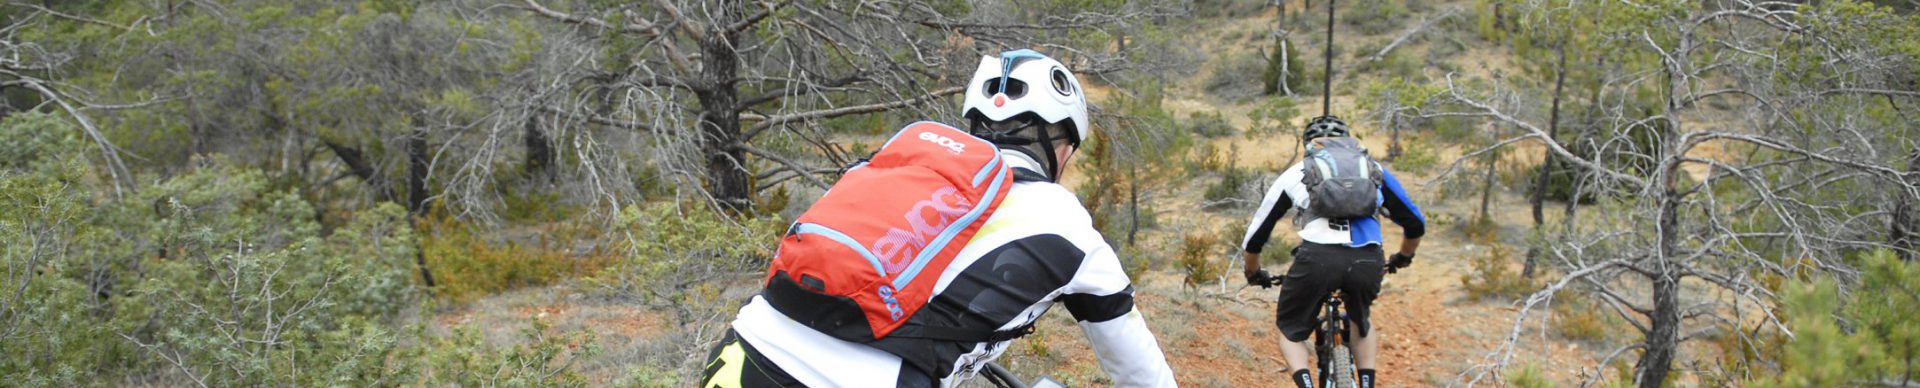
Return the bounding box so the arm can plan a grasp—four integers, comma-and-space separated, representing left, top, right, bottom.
1036, 125, 1064, 182
969, 117, 1067, 183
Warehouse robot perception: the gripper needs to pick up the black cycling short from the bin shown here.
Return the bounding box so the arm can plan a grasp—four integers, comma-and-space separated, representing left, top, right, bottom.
1274, 242, 1385, 343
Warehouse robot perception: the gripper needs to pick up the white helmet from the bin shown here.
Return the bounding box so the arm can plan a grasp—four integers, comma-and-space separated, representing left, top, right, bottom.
961, 49, 1091, 146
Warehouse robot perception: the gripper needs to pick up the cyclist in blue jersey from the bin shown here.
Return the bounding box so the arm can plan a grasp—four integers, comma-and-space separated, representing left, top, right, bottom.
1241, 116, 1426, 388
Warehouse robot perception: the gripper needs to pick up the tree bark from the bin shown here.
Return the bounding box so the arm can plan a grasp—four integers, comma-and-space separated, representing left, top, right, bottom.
322, 139, 391, 202
1566, 55, 1606, 224
1891, 95, 1917, 261
1525, 45, 1568, 279
1479, 125, 1498, 223
1637, 186, 1683, 387
1492, 2, 1505, 31
523, 114, 553, 182
1896, 148, 1918, 260
698, 6, 750, 213
407, 127, 431, 215
1386, 109, 1401, 161
405, 127, 436, 288
1128, 163, 1140, 246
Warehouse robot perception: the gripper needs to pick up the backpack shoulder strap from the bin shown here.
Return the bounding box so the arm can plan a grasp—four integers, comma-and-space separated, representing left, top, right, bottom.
1011, 167, 1048, 183
887, 321, 1037, 343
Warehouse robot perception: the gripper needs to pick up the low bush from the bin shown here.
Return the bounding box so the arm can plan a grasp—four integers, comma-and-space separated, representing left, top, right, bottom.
413, 317, 599, 387
1551, 294, 1611, 343
595, 202, 782, 324
1204, 52, 1267, 100
1389, 136, 1440, 173
1460, 242, 1535, 301
1179, 233, 1227, 288
419, 212, 615, 302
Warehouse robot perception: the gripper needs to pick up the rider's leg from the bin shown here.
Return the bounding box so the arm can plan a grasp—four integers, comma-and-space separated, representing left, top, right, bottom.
1280, 337, 1313, 372
1352, 329, 1378, 368
1280, 338, 1313, 387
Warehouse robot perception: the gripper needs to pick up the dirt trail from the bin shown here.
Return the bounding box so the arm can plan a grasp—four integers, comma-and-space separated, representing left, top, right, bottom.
1075, 2, 1608, 384
437, 2, 1619, 385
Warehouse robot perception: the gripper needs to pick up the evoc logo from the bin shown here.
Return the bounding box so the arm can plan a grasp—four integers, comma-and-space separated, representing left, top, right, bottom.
918, 131, 967, 154
878, 284, 904, 320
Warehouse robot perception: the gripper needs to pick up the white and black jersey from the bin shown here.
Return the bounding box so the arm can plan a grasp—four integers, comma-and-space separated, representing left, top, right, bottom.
728, 153, 1176, 387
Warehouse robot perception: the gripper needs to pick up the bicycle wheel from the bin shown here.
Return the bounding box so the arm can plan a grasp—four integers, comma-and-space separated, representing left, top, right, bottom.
1330, 344, 1357, 388
981, 362, 1027, 388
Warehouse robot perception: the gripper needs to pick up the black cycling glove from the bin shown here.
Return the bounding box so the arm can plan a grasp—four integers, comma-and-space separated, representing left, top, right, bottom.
1245, 269, 1275, 288
1387, 252, 1415, 273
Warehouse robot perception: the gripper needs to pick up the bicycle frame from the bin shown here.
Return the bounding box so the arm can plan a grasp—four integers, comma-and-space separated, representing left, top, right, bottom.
1314, 290, 1359, 388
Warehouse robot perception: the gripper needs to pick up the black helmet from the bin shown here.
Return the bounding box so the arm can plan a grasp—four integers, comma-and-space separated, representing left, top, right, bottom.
1303, 115, 1350, 142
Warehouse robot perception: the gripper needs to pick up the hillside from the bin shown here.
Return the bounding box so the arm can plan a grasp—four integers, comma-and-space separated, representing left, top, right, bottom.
5, 1, 1917, 387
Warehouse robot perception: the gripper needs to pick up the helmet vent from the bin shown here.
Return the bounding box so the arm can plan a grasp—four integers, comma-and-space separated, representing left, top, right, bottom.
981, 78, 1027, 99
1050, 67, 1074, 96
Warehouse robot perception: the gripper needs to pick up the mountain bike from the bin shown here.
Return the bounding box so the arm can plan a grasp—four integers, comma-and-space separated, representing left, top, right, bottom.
1259, 269, 1390, 388
1313, 289, 1360, 388
981, 361, 1065, 388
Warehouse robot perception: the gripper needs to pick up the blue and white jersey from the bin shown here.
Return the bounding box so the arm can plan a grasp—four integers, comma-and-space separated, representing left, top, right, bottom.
1241, 160, 1426, 253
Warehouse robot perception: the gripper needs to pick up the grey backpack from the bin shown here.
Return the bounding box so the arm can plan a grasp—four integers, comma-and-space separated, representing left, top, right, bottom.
1301, 137, 1384, 219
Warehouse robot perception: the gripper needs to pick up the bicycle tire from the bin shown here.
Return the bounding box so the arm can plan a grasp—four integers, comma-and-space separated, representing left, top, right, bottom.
1330, 345, 1357, 388
982, 362, 1027, 388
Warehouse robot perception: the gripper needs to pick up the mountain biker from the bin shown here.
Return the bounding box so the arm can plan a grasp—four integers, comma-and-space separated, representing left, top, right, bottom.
1240, 116, 1425, 388
701, 49, 1176, 388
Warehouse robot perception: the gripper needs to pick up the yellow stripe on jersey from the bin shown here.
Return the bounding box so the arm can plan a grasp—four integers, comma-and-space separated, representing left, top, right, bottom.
703, 341, 746, 388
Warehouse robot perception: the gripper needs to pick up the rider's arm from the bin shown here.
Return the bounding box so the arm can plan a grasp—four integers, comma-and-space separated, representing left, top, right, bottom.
1058, 237, 1176, 387
1240, 168, 1302, 274
1378, 167, 1427, 255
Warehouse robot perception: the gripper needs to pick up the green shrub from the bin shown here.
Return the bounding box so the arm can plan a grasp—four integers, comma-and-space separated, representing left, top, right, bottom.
1517, 157, 1600, 204
1205, 52, 1267, 100
1506, 363, 1554, 388
1344, 0, 1410, 35
1263, 36, 1308, 95
1754, 250, 1920, 386
1460, 242, 1535, 301
595, 202, 781, 322
1179, 233, 1226, 288
420, 211, 614, 302
1188, 111, 1236, 138
1203, 166, 1256, 211
1552, 294, 1611, 343
413, 317, 598, 387
1389, 137, 1440, 173
0, 112, 427, 385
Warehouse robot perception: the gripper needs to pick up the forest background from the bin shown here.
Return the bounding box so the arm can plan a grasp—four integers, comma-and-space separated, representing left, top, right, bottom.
3, 0, 1919, 386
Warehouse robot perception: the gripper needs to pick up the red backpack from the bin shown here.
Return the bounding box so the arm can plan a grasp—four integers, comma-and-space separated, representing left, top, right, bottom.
761, 121, 1017, 342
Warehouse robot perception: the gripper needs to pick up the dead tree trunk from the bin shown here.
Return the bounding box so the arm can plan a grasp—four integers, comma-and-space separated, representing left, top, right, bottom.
1892, 96, 1917, 261
1637, 185, 1684, 387
1525, 45, 1569, 278
1896, 148, 1918, 260
697, 7, 750, 213
1386, 111, 1401, 161
1479, 124, 1499, 224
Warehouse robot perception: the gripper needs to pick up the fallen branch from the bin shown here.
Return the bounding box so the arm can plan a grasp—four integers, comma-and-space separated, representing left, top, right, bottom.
1364, 8, 1457, 63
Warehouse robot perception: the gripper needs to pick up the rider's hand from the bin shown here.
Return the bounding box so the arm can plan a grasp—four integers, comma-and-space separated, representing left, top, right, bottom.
1387, 252, 1415, 273
1245, 269, 1274, 288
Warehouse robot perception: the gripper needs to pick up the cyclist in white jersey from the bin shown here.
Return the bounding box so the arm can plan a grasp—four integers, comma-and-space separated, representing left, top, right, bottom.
702, 49, 1175, 388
